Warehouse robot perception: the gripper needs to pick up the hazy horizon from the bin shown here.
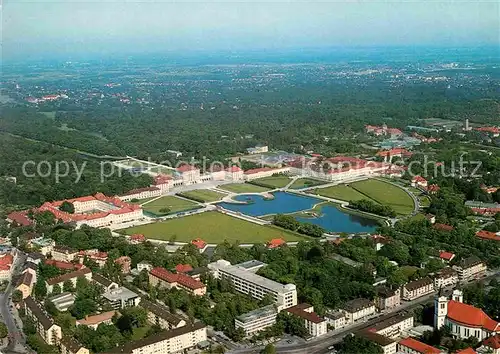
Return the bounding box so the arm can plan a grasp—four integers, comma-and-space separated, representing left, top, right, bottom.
3, 1, 499, 62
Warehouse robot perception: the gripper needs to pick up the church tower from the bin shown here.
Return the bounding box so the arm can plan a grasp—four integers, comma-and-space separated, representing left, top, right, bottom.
452, 289, 463, 303
434, 293, 448, 330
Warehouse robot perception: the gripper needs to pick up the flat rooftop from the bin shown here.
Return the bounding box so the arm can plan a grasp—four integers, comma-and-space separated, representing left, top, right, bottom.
209, 260, 296, 293
236, 260, 267, 270
236, 305, 277, 323
103, 286, 138, 301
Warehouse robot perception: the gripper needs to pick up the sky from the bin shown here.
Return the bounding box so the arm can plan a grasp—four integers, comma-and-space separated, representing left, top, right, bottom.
2, 0, 499, 61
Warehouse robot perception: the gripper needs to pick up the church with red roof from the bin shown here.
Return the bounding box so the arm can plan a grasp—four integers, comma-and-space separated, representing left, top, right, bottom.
435, 289, 500, 341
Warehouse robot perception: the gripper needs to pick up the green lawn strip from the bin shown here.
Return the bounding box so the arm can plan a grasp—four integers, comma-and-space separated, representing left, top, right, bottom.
310, 184, 373, 202
149, 166, 175, 175
129, 197, 158, 205
289, 178, 326, 189
118, 211, 308, 243
142, 196, 200, 215
252, 176, 292, 188
181, 189, 226, 202
218, 183, 270, 193
349, 179, 415, 215
131, 326, 151, 340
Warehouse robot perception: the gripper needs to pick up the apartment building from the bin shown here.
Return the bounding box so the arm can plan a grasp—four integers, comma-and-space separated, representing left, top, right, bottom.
140, 299, 186, 330
402, 277, 434, 301
45, 268, 92, 293
208, 259, 297, 309
102, 322, 207, 354
235, 305, 278, 337
92, 273, 119, 291
454, 256, 487, 282
149, 267, 207, 296
357, 331, 398, 354
60, 336, 90, 354
368, 313, 414, 339
341, 298, 375, 324
398, 337, 441, 354
115, 256, 132, 274
118, 187, 161, 202
24, 296, 62, 345
285, 303, 327, 338
433, 267, 459, 289
374, 286, 401, 311
16, 271, 35, 299
177, 164, 201, 185
325, 311, 346, 330
51, 245, 78, 262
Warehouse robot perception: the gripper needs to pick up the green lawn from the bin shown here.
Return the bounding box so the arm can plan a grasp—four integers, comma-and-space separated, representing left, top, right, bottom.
131, 326, 151, 340
119, 211, 307, 243
218, 183, 270, 193
149, 166, 175, 175
419, 196, 431, 208
253, 176, 292, 188
129, 197, 158, 205
289, 178, 326, 189
311, 185, 370, 202
142, 196, 200, 215
181, 189, 226, 202
350, 179, 415, 215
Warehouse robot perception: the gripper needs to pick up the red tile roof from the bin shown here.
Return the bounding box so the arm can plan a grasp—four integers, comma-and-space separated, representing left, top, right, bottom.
376, 148, 413, 157
7, 211, 32, 226
130, 234, 146, 242
476, 230, 500, 241
175, 264, 193, 273
483, 335, 500, 350
398, 337, 440, 354
433, 223, 454, 232
150, 267, 205, 290
177, 164, 198, 173
191, 238, 207, 250
45, 259, 84, 270
427, 184, 440, 193
226, 166, 242, 172
447, 300, 500, 331
475, 126, 500, 134
154, 174, 173, 185
285, 304, 324, 324
267, 238, 286, 249
120, 187, 160, 196
439, 251, 455, 261
76, 311, 116, 326
0, 254, 13, 271
244, 167, 274, 175
455, 348, 476, 354
412, 175, 428, 183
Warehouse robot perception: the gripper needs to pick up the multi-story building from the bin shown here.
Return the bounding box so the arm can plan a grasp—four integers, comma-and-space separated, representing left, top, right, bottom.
482, 335, 500, 354
434, 289, 500, 341
137, 261, 153, 273
176, 165, 201, 185
16, 270, 35, 299
45, 259, 85, 271
115, 256, 132, 274
235, 305, 278, 337
454, 256, 487, 282
51, 245, 78, 262
102, 322, 207, 354
76, 311, 116, 330
374, 286, 401, 311
49, 292, 76, 312
140, 299, 186, 330
153, 174, 174, 192
118, 187, 161, 202
102, 286, 141, 309
402, 277, 434, 301
246, 145, 269, 154
0, 249, 16, 281
433, 267, 459, 289
208, 260, 297, 309
367, 313, 414, 339
92, 273, 119, 291
325, 311, 346, 330
149, 267, 207, 296
341, 298, 375, 324
357, 331, 398, 354
30, 237, 55, 255
77, 250, 108, 267
45, 268, 92, 293
285, 304, 327, 338
243, 167, 290, 181
24, 296, 62, 345
225, 166, 244, 181
60, 336, 90, 354
398, 337, 441, 354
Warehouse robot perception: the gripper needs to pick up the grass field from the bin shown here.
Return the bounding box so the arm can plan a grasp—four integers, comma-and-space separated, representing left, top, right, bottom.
119, 211, 307, 243
149, 166, 176, 175
290, 178, 326, 189
419, 196, 431, 208
312, 185, 370, 202
350, 179, 415, 215
181, 189, 226, 202
142, 196, 200, 215
218, 183, 270, 193
129, 197, 157, 205
131, 326, 151, 340
253, 176, 291, 188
